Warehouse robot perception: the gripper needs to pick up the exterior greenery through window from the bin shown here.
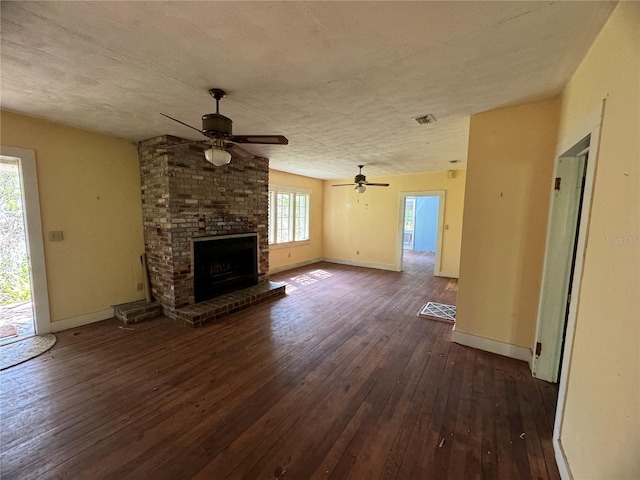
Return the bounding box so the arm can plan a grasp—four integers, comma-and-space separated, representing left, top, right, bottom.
268, 187, 310, 245
0, 159, 31, 305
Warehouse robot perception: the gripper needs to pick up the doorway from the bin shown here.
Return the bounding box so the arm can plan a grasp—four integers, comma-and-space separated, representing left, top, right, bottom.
0, 147, 50, 339
532, 102, 604, 479
403, 196, 440, 254
397, 191, 445, 274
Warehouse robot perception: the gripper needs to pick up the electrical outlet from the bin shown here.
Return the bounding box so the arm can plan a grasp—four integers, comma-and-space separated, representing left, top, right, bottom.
48, 231, 64, 241
136, 282, 143, 291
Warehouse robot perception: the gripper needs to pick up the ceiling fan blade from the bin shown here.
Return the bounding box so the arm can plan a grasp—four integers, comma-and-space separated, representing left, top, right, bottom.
365, 182, 390, 187
226, 143, 255, 159
160, 113, 203, 134
332, 183, 357, 187
230, 135, 289, 145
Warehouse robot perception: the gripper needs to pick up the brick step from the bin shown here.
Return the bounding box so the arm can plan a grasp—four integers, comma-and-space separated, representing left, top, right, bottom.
175, 281, 286, 328
113, 300, 163, 325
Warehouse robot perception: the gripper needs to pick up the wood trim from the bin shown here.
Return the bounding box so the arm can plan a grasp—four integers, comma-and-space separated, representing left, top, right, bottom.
435, 271, 459, 279
554, 438, 574, 480
321, 257, 399, 272
452, 329, 532, 363
49, 307, 114, 333
268, 257, 322, 274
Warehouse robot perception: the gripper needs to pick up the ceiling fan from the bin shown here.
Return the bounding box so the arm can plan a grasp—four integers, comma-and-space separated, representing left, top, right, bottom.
332, 165, 390, 193
161, 88, 288, 166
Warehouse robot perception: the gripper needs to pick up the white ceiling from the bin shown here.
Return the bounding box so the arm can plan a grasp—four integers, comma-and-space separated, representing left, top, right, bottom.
0, 1, 616, 180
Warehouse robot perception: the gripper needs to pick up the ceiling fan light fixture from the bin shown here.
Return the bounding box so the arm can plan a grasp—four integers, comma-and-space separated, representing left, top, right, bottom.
356, 185, 367, 194
204, 147, 231, 166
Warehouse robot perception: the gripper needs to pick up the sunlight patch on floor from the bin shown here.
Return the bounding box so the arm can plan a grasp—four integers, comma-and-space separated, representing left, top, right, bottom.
279, 269, 333, 293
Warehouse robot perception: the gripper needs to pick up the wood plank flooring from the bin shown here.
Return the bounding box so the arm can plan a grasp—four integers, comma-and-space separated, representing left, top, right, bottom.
0, 252, 560, 479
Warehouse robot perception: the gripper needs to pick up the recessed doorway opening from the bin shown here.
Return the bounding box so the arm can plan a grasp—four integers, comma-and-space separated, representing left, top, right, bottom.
397, 190, 445, 275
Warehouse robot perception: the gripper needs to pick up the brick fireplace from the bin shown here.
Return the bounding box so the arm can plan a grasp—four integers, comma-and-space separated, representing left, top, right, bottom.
138, 135, 272, 321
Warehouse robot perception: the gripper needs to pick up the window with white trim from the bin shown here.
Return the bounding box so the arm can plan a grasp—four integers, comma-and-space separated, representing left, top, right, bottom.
268, 186, 310, 245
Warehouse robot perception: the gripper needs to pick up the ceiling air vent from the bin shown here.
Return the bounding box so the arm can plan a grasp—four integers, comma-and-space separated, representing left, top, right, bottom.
415, 113, 437, 125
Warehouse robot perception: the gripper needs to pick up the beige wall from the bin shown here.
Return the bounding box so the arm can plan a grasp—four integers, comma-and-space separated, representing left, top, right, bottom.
1, 110, 144, 325
555, 3, 639, 478
269, 169, 324, 272
323, 169, 466, 276
456, 98, 560, 349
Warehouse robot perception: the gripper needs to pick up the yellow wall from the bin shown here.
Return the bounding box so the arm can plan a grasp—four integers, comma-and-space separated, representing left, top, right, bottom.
456, 98, 560, 349
323, 169, 466, 276
1, 110, 145, 325
269, 169, 324, 272
555, 3, 639, 478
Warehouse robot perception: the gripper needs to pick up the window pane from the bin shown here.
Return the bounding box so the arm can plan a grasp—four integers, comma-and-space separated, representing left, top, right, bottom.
268, 191, 274, 244
295, 193, 309, 241
276, 192, 293, 243
269, 188, 310, 245
404, 198, 415, 231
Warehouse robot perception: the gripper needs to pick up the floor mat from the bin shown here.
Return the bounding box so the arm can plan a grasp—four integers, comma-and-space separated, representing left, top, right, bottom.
0, 325, 19, 339
418, 302, 456, 324
0, 334, 56, 370
0, 301, 35, 339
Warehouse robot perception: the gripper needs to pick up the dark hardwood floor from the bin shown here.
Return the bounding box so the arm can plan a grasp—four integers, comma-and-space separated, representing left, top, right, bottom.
0, 252, 559, 479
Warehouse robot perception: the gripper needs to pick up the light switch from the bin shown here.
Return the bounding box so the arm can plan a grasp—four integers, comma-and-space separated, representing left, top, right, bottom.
48, 231, 64, 241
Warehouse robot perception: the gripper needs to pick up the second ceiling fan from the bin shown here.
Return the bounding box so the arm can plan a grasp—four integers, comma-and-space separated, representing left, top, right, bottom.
332, 165, 389, 193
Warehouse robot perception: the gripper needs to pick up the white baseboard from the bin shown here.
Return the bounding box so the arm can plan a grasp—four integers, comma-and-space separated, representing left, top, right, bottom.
322, 257, 400, 272
554, 438, 573, 480
452, 329, 532, 363
435, 271, 459, 278
269, 257, 322, 274
271, 256, 448, 275
50, 307, 114, 333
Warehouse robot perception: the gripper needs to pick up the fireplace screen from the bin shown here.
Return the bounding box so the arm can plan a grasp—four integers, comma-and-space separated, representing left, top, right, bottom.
193, 234, 258, 302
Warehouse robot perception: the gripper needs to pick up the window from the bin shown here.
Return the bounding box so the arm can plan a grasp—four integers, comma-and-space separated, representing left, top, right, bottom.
268, 186, 310, 245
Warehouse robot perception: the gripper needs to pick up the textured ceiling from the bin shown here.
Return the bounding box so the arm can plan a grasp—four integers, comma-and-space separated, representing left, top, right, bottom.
0, 1, 616, 180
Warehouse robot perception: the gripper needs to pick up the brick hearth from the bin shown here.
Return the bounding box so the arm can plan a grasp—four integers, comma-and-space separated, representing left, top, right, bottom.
138, 135, 278, 325
175, 281, 285, 328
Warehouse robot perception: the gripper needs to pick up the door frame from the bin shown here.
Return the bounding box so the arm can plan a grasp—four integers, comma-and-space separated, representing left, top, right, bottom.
1, 146, 51, 334
532, 101, 604, 479
396, 190, 445, 274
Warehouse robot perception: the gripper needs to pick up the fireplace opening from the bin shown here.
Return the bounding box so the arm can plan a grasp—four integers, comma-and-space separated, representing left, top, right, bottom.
193, 233, 258, 302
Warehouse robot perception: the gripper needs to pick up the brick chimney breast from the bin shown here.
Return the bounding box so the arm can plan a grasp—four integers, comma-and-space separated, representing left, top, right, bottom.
138, 135, 269, 319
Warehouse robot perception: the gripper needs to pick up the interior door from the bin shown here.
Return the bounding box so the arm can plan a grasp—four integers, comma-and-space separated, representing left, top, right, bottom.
533, 154, 587, 382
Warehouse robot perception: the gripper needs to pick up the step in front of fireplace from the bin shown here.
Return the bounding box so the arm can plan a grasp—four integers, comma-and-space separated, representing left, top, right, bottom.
113, 300, 163, 325
175, 281, 286, 328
